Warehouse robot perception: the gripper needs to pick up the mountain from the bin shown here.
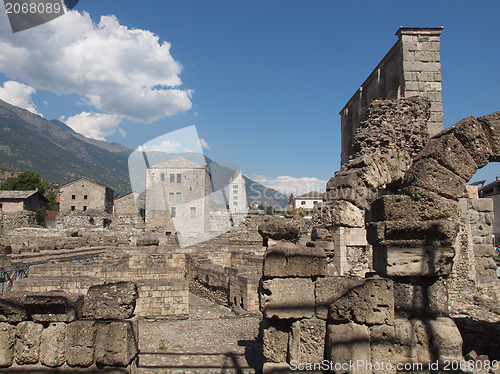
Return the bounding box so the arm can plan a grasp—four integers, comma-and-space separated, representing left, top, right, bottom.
0, 99, 289, 207
0, 99, 133, 195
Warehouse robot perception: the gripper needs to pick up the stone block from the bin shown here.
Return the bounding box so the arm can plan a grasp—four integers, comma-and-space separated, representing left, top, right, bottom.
329, 278, 394, 326
478, 111, 500, 161
65, 320, 95, 367
289, 318, 326, 364
258, 217, 300, 242
95, 321, 137, 367
40, 323, 65, 367
262, 318, 289, 363
393, 277, 448, 318
263, 243, 327, 278
83, 282, 137, 320
475, 244, 495, 258
470, 198, 493, 212
24, 292, 83, 322
326, 322, 370, 374
402, 158, 467, 200
326, 171, 374, 209
0, 293, 27, 323
370, 188, 459, 222
262, 362, 291, 374
315, 276, 365, 320
367, 218, 459, 247
260, 278, 315, 319
415, 133, 478, 180
393, 318, 431, 363
428, 317, 463, 362
370, 324, 396, 373
476, 257, 497, 271
373, 246, 455, 277
311, 227, 329, 241
15, 321, 43, 365
0, 323, 14, 368
313, 199, 365, 228
440, 115, 493, 168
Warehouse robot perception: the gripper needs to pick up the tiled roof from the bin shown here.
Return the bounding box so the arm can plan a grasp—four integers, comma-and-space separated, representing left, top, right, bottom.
0, 190, 39, 199
296, 191, 325, 199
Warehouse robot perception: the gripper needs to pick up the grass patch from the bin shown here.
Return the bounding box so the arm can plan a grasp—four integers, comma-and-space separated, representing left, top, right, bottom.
494, 255, 500, 266
158, 339, 167, 350
208, 303, 218, 309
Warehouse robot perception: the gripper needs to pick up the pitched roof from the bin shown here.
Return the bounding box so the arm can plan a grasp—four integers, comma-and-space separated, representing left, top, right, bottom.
296, 191, 325, 199
0, 190, 48, 201
150, 157, 205, 169
59, 177, 113, 191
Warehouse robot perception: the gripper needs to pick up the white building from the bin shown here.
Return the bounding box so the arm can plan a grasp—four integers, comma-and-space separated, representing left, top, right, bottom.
228, 170, 247, 214
292, 191, 324, 216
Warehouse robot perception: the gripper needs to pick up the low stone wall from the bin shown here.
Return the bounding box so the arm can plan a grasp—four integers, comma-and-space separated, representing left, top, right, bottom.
12, 247, 189, 318
0, 282, 138, 372
0, 211, 37, 234
186, 251, 261, 312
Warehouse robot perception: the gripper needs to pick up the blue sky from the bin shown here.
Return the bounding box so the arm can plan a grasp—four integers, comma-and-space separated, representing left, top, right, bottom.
0, 0, 499, 194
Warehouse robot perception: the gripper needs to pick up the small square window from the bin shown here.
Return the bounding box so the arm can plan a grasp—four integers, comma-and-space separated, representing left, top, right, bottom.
301, 201, 306, 205
84, 195, 88, 200
233, 202, 238, 206
71, 195, 76, 200
83, 206, 87, 212
70, 206, 75, 211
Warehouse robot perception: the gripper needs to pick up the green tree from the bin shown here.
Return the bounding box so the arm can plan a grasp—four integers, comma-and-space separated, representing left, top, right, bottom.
0, 171, 50, 194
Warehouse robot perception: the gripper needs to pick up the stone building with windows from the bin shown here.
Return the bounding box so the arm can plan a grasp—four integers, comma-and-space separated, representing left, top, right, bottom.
59, 177, 114, 213
145, 157, 211, 238
0, 190, 48, 213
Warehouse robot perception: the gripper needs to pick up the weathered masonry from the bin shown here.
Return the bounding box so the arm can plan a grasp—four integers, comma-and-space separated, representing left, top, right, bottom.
340, 27, 443, 165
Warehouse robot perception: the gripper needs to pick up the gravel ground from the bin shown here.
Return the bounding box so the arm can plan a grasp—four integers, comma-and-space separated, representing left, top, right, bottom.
135, 293, 263, 374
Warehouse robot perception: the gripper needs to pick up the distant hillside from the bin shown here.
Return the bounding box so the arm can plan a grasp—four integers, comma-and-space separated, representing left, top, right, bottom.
0, 99, 132, 195
0, 99, 289, 206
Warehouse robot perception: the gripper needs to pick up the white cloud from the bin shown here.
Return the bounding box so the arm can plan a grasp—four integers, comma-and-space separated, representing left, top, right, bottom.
254, 175, 327, 197
199, 138, 210, 150
0, 80, 41, 116
0, 10, 192, 123
63, 112, 122, 141
144, 140, 181, 153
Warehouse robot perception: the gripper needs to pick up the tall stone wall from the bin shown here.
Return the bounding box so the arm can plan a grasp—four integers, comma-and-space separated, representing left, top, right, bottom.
340, 27, 443, 165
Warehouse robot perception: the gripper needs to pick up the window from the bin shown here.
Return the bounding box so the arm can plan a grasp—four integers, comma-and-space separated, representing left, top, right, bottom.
84, 195, 88, 200
233, 196, 238, 200
313, 201, 318, 205
169, 192, 174, 202
170, 174, 175, 183
83, 206, 87, 212
177, 174, 181, 183
233, 202, 238, 206
0, 203, 3, 211
170, 207, 176, 218
160, 173, 165, 181
190, 207, 196, 218
176, 192, 181, 202
233, 185, 238, 189
71, 195, 76, 200
70, 206, 75, 211
301, 201, 306, 205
